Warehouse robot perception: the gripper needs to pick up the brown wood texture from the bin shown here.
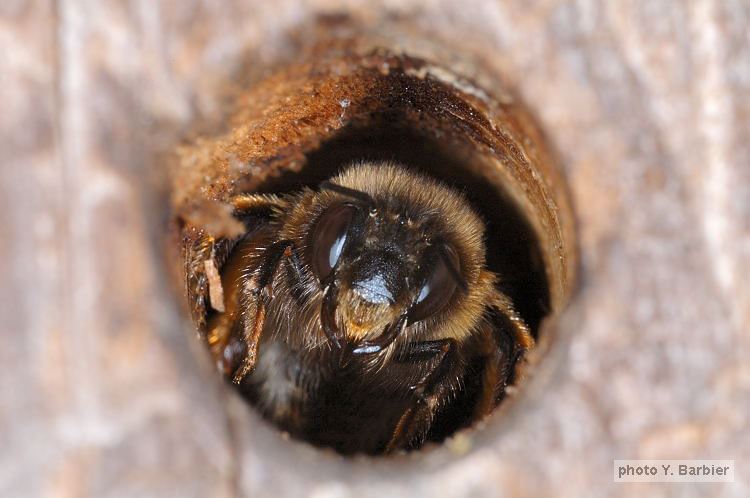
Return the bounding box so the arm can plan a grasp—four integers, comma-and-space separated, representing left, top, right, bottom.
2, 1, 749, 497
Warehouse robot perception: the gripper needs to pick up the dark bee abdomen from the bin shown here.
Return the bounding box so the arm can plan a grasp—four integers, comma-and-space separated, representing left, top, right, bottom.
241, 338, 425, 454
303, 367, 416, 454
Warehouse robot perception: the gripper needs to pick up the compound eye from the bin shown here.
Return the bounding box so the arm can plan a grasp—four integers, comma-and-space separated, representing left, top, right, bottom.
310, 204, 357, 282
410, 245, 460, 323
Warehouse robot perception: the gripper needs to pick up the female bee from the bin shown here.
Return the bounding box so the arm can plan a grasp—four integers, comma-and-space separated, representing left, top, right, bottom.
185, 162, 533, 454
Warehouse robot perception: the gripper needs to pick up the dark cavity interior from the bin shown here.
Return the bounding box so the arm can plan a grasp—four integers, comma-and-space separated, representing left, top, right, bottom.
249, 121, 551, 448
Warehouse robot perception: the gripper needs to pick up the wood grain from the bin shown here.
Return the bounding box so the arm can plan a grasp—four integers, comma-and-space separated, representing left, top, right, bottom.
1, 1, 748, 497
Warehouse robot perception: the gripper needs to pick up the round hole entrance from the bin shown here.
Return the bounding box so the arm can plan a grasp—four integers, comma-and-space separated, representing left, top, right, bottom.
172, 48, 575, 456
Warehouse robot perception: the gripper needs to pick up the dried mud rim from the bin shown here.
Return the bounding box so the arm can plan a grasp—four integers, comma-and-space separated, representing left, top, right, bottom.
173, 48, 576, 455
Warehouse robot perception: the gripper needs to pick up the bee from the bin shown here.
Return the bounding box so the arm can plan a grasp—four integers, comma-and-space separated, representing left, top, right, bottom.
184, 162, 533, 454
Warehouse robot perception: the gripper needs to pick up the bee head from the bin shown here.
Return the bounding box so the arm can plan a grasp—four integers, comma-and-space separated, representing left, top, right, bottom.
303, 164, 476, 354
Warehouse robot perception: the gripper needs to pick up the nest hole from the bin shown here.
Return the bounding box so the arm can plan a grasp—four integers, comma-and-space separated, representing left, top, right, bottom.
176, 52, 575, 456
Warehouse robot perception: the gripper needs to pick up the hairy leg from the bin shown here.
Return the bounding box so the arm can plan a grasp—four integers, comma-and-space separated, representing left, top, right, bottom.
385, 339, 458, 452
473, 287, 534, 418
195, 194, 290, 376
232, 239, 302, 384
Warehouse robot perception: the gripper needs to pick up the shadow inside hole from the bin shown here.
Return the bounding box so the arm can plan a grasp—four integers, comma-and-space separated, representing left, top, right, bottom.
252, 120, 551, 446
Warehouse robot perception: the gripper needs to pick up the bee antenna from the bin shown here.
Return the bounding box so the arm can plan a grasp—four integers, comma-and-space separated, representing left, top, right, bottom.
320, 281, 346, 350
320, 181, 375, 207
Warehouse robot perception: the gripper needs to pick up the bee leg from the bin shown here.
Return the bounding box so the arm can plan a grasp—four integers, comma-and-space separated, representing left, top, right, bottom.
473, 289, 534, 418
488, 288, 534, 350
232, 239, 299, 384
186, 233, 216, 331
385, 339, 457, 453
186, 194, 283, 331
208, 320, 247, 377
228, 193, 285, 216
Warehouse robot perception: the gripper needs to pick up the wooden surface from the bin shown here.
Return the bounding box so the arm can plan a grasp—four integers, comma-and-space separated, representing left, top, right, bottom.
2, 1, 749, 497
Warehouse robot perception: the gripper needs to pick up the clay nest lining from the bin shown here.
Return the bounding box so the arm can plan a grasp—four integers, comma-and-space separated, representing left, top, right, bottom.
172, 47, 576, 452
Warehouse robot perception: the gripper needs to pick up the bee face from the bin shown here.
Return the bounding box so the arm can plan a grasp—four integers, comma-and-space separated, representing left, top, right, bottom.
290, 164, 486, 348
312, 203, 414, 340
